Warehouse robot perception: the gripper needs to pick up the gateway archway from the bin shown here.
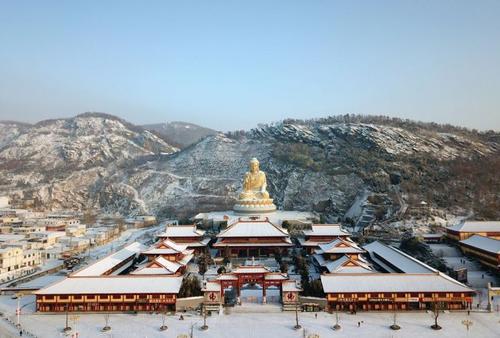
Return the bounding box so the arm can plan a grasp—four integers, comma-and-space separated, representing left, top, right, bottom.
202, 265, 301, 310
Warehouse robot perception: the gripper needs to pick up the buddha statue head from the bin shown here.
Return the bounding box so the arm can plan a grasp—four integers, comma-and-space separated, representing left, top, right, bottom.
249, 157, 259, 173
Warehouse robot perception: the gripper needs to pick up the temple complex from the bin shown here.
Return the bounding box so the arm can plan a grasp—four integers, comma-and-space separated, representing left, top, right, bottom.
34, 157, 479, 314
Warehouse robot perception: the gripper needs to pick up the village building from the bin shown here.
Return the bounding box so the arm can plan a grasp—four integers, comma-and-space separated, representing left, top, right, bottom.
445, 221, 500, 241
298, 224, 351, 254
321, 272, 475, 311
213, 216, 293, 257
459, 235, 500, 272
156, 224, 209, 253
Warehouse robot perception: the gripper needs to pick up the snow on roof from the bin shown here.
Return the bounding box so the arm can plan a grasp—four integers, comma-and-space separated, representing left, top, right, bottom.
142, 248, 179, 255
72, 242, 146, 277
315, 254, 373, 273
158, 225, 205, 238
363, 241, 436, 273
282, 281, 302, 292
202, 281, 221, 292
216, 274, 238, 281
178, 253, 194, 265
264, 273, 288, 280
35, 276, 183, 295
447, 221, 500, 233
158, 238, 189, 252
131, 256, 183, 275
460, 235, 500, 254
217, 218, 289, 238
313, 254, 326, 266
232, 265, 272, 274
320, 273, 473, 293
165, 238, 210, 247
302, 224, 350, 237
316, 238, 364, 254
154, 256, 183, 271
213, 239, 293, 247
130, 267, 176, 275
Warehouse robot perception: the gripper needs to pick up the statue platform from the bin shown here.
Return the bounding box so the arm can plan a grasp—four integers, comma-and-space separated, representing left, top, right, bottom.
233, 198, 277, 213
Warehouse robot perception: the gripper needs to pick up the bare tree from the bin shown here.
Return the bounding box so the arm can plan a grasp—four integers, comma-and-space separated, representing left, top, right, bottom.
431, 301, 444, 330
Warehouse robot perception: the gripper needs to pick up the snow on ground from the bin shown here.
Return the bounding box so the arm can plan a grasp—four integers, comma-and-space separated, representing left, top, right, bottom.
429, 243, 499, 290
1, 294, 500, 338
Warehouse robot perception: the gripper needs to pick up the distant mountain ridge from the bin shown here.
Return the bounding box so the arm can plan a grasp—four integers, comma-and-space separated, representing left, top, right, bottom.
0, 113, 498, 223
142, 121, 218, 148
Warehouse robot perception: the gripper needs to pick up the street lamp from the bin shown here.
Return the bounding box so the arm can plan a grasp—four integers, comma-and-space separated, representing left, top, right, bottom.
200, 304, 208, 330
331, 310, 341, 330
294, 302, 302, 330
15, 293, 22, 328
160, 310, 168, 331
62, 305, 72, 332
101, 313, 111, 332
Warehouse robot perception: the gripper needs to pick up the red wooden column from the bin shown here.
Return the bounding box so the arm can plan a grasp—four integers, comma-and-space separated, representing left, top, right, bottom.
262, 282, 267, 304
237, 275, 241, 304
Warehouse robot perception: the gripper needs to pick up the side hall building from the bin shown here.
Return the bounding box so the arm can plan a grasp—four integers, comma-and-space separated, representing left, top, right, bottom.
321, 272, 474, 311
459, 235, 500, 272
35, 276, 182, 312
445, 221, 500, 241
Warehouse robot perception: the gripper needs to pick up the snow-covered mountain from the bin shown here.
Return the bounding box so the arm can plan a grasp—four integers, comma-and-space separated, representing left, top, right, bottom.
0, 113, 177, 210
0, 114, 498, 222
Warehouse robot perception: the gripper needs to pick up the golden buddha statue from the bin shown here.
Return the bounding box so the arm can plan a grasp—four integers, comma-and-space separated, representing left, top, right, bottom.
234, 158, 276, 213
239, 158, 270, 200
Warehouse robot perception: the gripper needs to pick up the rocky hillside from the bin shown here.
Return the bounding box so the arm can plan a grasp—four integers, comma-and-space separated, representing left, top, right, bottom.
0, 114, 498, 223
143, 121, 218, 148
0, 113, 177, 210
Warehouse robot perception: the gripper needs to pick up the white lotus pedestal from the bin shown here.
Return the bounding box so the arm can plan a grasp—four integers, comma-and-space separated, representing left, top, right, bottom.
233, 198, 276, 214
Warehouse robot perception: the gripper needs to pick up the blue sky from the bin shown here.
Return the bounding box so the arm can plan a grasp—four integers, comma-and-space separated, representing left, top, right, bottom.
0, 1, 499, 131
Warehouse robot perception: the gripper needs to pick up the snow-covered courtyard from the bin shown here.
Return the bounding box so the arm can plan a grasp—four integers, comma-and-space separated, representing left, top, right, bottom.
1, 294, 499, 338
